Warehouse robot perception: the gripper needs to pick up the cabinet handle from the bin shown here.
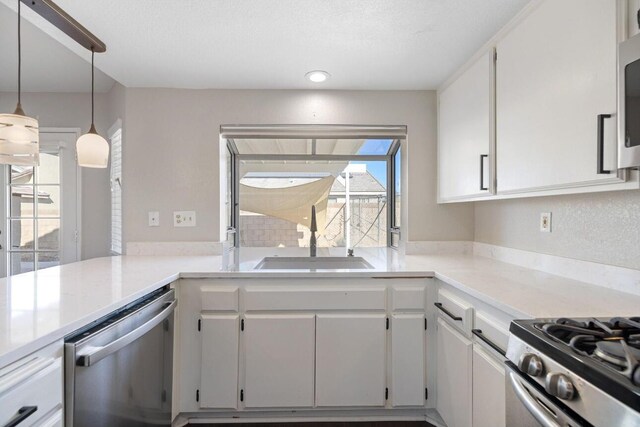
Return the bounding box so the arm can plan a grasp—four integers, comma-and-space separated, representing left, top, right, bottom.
480, 154, 488, 190
472, 329, 506, 357
4, 406, 37, 427
434, 302, 462, 321
597, 114, 612, 174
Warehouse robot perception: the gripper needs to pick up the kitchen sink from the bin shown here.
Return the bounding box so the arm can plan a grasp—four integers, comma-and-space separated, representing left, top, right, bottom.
254, 256, 374, 270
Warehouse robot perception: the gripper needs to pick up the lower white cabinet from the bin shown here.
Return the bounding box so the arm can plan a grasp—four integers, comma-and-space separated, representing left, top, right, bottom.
390, 314, 426, 407
315, 314, 386, 407
472, 345, 506, 427
199, 314, 239, 409
436, 317, 472, 427
243, 314, 315, 408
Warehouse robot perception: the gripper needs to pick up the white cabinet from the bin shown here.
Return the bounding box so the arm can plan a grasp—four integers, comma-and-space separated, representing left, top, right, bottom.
438, 50, 495, 202
496, 0, 625, 194
472, 345, 506, 427
243, 314, 315, 408
316, 314, 386, 407
390, 314, 425, 407
199, 314, 239, 409
436, 317, 472, 427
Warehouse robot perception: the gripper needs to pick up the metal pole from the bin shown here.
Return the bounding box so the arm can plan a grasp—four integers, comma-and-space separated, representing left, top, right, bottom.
345, 168, 350, 250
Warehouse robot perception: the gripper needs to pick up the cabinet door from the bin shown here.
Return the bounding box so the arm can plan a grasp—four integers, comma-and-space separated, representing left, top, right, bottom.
316, 314, 386, 407
200, 314, 239, 409
436, 317, 472, 427
496, 0, 622, 194
472, 345, 506, 427
243, 314, 315, 408
438, 50, 494, 202
390, 314, 425, 407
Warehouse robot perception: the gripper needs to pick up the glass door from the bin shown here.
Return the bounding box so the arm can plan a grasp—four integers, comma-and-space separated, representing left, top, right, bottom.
0, 131, 79, 277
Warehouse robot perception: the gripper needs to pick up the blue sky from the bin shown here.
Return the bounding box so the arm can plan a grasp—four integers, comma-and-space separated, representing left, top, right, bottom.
352, 139, 394, 187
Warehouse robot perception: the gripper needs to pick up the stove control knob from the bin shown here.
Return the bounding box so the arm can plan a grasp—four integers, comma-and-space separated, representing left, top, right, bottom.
518, 353, 544, 377
545, 373, 575, 400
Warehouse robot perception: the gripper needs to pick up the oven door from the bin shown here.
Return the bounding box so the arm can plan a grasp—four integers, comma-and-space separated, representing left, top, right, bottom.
618, 34, 640, 169
505, 362, 590, 427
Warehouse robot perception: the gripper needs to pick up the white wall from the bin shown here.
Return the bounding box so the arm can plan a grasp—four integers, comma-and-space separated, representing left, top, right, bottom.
0, 91, 114, 259
475, 190, 640, 270
122, 88, 474, 246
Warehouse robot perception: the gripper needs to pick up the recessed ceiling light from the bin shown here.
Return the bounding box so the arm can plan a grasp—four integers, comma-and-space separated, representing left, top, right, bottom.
305, 70, 330, 83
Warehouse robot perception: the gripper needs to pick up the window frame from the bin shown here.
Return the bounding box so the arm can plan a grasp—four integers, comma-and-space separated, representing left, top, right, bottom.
109, 121, 123, 255
225, 127, 404, 249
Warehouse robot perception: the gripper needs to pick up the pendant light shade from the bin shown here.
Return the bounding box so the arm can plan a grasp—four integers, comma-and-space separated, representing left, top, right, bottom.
0, 0, 40, 166
77, 124, 109, 168
77, 49, 109, 168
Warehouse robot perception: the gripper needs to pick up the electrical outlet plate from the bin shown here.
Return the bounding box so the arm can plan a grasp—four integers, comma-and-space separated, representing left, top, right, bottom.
540, 212, 552, 233
174, 211, 196, 227
148, 211, 160, 227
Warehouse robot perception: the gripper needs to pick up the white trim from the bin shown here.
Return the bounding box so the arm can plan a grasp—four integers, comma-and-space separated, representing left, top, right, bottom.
473, 242, 640, 296
404, 241, 473, 255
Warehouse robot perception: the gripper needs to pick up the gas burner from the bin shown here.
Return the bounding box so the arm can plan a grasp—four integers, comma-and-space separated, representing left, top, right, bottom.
594, 341, 640, 368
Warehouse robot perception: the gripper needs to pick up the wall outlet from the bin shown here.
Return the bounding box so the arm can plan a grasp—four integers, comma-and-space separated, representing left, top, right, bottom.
540, 212, 552, 233
148, 211, 160, 227
174, 211, 196, 227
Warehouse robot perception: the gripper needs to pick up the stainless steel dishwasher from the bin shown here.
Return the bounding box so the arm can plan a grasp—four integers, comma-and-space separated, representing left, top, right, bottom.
65, 287, 176, 427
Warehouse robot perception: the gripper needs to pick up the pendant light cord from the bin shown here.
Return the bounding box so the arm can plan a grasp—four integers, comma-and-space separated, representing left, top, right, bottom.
17, 0, 21, 106
91, 48, 95, 126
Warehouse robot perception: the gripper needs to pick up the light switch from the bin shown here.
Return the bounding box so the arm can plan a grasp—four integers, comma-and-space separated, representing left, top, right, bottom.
148, 211, 160, 227
174, 211, 196, 227
540, 212, 551, 233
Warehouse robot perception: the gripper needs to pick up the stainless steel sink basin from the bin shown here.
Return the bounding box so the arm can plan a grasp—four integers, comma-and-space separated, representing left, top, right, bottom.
254, 256, 374, 270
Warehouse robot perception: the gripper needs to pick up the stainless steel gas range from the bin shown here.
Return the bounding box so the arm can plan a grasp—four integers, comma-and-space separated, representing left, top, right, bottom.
506, 317, 640, 427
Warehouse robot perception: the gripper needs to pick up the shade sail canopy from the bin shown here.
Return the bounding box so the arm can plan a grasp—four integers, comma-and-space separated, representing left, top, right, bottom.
240, 175, 335, 233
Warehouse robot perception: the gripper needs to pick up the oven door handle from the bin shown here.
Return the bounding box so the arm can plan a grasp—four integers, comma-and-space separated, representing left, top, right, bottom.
508, 370, 561, 427
77, 300, 177, 367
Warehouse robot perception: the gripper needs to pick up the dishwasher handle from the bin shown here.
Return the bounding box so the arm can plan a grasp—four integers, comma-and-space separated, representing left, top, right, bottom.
77, 300, 177, 367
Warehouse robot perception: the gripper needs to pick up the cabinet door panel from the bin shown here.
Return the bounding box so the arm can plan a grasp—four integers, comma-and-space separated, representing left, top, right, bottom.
243, 314, 315, 408
438, 51, 494, 201
496, 0, 620, 193
436, 317, 472, 427
472, 345, 506, 427
316, 314, 386, 407
391, 314, 425, 407
200, 314, 239, 409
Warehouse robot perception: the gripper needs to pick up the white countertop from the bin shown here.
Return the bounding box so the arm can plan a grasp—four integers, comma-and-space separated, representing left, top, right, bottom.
1, 247, 639, 367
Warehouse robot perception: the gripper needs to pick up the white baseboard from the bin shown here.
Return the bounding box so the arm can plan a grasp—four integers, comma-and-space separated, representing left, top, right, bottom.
125, 241, 223, 256
474, 242, 640, 296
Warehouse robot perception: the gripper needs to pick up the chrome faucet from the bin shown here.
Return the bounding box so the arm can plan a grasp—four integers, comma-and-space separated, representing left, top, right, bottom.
310, 205, 317, 257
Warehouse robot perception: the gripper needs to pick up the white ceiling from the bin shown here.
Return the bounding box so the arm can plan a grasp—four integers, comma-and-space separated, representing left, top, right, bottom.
1, 0, 529, 91
0, 2, 115, 93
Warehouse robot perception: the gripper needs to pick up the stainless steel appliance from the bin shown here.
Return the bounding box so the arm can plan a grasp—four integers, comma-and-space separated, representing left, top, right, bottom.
65, 287, 176, 427
618, 31, 640, 169
506, 317, 640, 427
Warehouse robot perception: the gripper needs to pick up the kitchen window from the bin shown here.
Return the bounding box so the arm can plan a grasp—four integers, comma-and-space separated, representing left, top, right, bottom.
109, 125, 123, 255
222, 125, 405, 249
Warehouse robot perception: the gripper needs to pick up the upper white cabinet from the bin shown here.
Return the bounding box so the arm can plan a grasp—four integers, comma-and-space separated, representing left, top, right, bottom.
496, 0, 625, 194
438, 50, 495, 202
243, 314, 316, 408
437, 0, 638, 203
315, 314, 386, 407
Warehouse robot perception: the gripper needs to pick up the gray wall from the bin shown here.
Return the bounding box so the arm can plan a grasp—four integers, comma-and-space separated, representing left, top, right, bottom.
122, 89, 474, 245
0, 91, 116, 259
475, 190, 640, 269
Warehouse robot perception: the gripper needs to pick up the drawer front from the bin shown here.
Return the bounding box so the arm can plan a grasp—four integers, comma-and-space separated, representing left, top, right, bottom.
474, 311, 510, 356
0, 357, 63, 427
243, 286, 386, 311
391, 286, 425, 311
201, 285, 239, 311
436, 288, 474, 336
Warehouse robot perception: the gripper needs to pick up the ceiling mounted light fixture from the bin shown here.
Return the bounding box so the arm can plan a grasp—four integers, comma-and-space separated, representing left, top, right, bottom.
76, 49, 109, 168
0, 0, 40, 166
305, 70, 331, 83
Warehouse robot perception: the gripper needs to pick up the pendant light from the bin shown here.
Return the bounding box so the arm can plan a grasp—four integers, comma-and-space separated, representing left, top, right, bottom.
0, 0, 40, 166
76, 49, 109, 168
